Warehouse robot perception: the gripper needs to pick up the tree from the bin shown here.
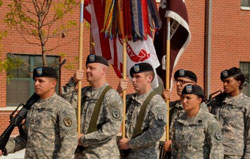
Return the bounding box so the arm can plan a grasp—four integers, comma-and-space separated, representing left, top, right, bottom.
0, 1, 19, 78
5, 0, 79, 66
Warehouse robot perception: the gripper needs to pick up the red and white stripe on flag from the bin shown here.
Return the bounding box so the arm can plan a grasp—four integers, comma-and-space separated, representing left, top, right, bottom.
110, 36, 160, 88
84, 0, 160, 88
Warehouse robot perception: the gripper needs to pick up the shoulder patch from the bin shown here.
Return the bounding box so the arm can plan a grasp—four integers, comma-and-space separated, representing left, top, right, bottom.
112, 108, 121, 119
63, 117, 72, 127
215, 131, 222, 140
157, 113, 164, 121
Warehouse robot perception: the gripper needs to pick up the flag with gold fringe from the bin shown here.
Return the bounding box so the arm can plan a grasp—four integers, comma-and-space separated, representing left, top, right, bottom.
102, 0, 161, 41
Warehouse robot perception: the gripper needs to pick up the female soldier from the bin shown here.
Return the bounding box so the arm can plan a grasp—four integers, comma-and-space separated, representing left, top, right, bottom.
211, 67, 250, 159
171, 85, 224, 159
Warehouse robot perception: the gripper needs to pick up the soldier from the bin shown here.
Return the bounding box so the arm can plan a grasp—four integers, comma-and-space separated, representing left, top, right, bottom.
118, 63, 167, 159
61, 54, 123, 159
171, 84, 224, 159
0, 67, 78, 159
211, 67, 250, 159
163, 69, 208, 153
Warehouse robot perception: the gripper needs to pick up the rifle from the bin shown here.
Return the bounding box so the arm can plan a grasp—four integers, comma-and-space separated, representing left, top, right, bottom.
0, 60, 66, 155
206, 90, 227, 108
0, 93, 40, 154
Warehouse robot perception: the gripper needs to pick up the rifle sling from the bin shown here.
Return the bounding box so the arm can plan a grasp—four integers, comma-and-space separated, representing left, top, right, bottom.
132, 91, 157, 138
87, 86, 112, 134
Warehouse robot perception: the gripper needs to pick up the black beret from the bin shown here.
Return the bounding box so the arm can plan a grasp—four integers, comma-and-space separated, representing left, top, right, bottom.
86, 54, 109, 66
174, 69, 197, 83
130, 63, 154, 77
182, 84, 204, 99
33, 67, 58, 80
220, 67, 242, 81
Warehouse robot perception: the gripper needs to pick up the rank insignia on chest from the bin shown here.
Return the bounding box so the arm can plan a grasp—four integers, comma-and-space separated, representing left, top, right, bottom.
63, 117, 72, 127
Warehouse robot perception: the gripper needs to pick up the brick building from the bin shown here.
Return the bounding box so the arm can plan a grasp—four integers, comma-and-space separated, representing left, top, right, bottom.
0, 0, 250, 134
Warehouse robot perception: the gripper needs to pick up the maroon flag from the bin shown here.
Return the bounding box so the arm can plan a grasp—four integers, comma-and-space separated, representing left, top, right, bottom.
154, 0, 191, 89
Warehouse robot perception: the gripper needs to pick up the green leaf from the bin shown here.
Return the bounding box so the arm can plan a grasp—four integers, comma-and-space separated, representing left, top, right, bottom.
57, 52, 66, 58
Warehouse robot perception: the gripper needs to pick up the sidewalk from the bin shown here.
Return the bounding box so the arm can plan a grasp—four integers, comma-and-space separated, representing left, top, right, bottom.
0, 149, 24, 159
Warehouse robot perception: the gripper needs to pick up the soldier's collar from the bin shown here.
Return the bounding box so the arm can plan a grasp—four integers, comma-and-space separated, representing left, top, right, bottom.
176, 108, 203, 125
224, 93, 243, 106
91, 82, 108, 91
176, 101, 184, 108
38, 93, 57, 103
134, 89, 153, 105
86, 83, 109, 98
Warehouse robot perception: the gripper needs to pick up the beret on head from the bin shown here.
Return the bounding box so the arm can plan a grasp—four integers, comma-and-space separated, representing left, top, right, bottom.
182, 84, 204, 100
33, 67, 58, 80
130, 63, 154, 77
220, 67, 242, 81
86, 54, 109, 66
174, 69, 197, 83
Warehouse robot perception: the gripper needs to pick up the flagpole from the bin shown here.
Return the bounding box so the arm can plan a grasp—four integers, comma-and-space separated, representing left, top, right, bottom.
77, 0, 84, 135
115, 0, 127, 139
122, 40, 127, 138
165, 17, 171, 141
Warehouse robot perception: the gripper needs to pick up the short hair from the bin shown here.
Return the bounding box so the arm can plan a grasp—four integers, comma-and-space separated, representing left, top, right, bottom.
233, 73, 246, 90
144, 71, 155, 82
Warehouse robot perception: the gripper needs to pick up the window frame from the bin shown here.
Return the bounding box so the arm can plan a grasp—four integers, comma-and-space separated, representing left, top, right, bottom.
241, 0, 250, 10
240, 62, 250, 97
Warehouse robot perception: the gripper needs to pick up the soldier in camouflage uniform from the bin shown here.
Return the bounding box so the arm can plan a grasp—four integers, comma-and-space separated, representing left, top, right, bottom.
171, 84, 224, 159
163, 69, 208, 153
118, 63, 167, 159
0, 67, 78, 159
61, 54, 123, 159
211, 67, 250, 159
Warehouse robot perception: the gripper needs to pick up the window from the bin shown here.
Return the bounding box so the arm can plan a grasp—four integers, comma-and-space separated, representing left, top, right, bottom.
241, 0, 250, 10
7, 54, 60, 106
240, 62, 250, 97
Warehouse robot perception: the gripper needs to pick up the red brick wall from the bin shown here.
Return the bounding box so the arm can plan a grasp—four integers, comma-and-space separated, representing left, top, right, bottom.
210, 0, 250, 93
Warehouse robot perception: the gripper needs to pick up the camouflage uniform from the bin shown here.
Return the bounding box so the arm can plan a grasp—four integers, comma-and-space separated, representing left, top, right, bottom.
211, 93, 250, 159
5, 93, 78, 159
169, 100, 208, 138
171, 108, 224, 159
124, 90, 167, 159
62, 79, 123, 159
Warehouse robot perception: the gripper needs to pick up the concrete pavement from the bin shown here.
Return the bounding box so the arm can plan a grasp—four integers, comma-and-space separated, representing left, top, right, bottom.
0, 149, 24, 159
